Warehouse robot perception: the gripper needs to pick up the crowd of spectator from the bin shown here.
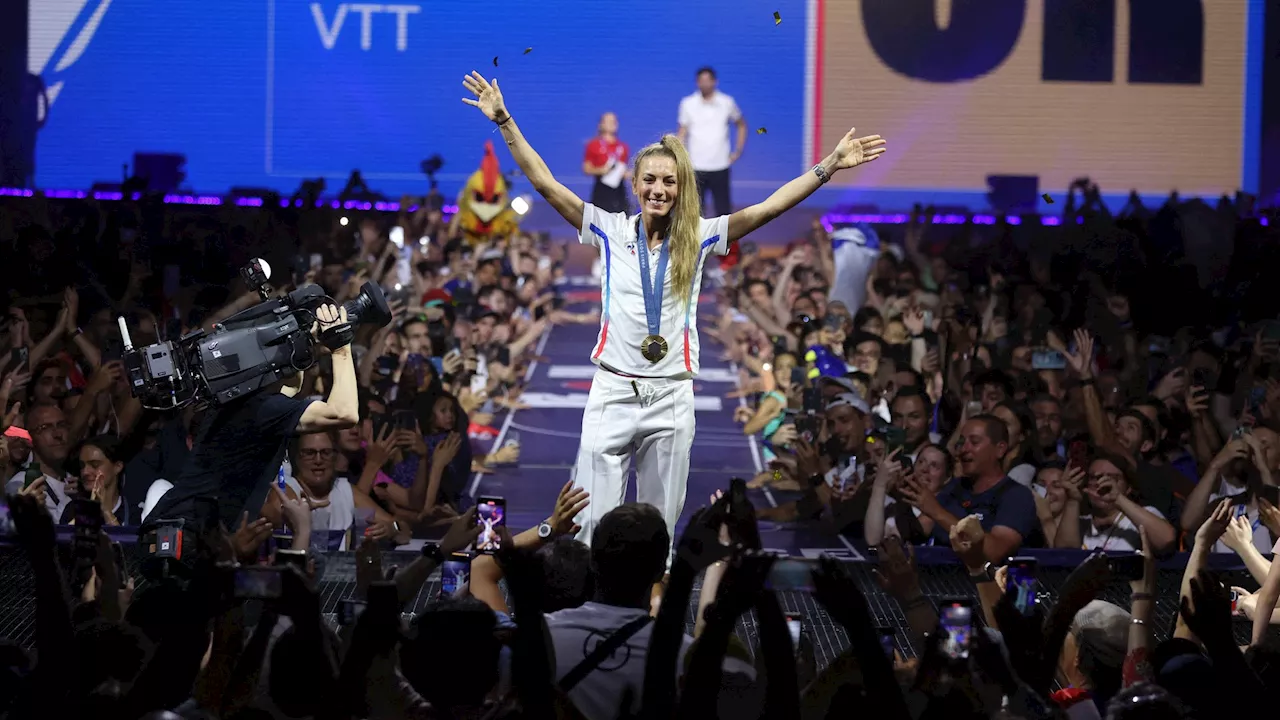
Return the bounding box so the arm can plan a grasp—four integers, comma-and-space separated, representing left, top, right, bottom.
1, 182, 1280, 719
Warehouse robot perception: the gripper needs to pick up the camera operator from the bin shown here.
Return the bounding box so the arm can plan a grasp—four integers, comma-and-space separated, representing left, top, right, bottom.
145, 303, 361, 535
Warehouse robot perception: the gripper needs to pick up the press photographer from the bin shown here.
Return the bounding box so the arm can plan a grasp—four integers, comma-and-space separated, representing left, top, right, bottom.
139, 260, 393, 542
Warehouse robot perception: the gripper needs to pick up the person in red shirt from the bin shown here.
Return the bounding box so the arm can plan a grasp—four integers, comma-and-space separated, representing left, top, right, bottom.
582, 112, 631, 214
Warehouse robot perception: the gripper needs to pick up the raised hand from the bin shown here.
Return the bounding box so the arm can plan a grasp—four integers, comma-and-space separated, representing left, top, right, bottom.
1061, 462, 1086, 501
1179, 569, 1234, 647
1220, 514, 1254, 555
872, 535, 922, 600
439, 506, 482, 556
830, 127, 887, 169
949, 514, 988, 570
812, 555, 870, 628
461, 72, 509, 123
549, 480, 589, 536
432, 432, 463, 469
713, 551, 775, 618
1195, 498, 1234, 548
1065, 328, 1094, 378
227, 511, 273, 562
366, 424, 399, 468
272, 484, 313, 537
675, 505, 732, 575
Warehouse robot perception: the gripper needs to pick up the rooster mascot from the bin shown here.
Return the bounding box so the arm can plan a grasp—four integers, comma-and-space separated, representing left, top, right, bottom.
450, 140, 521, 246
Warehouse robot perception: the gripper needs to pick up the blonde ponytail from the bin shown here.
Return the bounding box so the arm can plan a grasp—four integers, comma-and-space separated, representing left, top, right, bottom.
632, 134, 702, 304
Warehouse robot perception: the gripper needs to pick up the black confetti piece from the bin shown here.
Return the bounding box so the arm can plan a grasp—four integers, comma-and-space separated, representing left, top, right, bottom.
523, 47, 533, 55
1042, 193, 1054, 204
774, 11, 782, 24
757, 127, 767, 135
493, 56, 499, 67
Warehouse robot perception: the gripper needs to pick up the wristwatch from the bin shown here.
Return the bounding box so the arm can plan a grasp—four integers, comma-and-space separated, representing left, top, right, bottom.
969, 562, 996, 582
537, 522, 554, 540
421, 542, 445, 564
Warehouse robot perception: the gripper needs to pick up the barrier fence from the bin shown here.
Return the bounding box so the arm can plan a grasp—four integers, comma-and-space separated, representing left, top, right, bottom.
0, 530, 1270, 670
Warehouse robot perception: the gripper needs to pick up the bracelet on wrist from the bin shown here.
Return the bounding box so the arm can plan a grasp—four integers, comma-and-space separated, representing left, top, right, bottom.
496, 114, 512, 126
1130, 618, 1147, 626
1078, 377, 1096, 387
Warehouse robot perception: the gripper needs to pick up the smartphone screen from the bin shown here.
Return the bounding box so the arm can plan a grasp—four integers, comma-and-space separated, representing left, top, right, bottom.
475, 497, 506, 554
790, 367, 806, 386
785, 613, 803, 650
9, 346, 28, 372
233, 567, 283, 600
939, 601, 973, 660
0, 498, 15, 545
877, 628, 897, 659
1108, 553, 1145, 583
1031, 349, 1068, 370
1007, 557, 1037, 616
394, 410, 416, 431
796, 414, 820, 445
441, 553, 472, 595
764, 557, 817, 592
1068, 439, 1089, 469
376, 356, 399, 376
338, 599, 366, 626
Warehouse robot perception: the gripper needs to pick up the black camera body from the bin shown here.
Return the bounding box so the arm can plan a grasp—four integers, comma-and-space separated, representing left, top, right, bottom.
121, 260, 391, 409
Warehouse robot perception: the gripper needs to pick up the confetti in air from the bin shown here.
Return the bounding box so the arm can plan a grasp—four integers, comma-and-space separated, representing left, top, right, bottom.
493, 56, 499, 67
757, 127, 767, 135
1042, 193, 1054, 204
523, 47, 533, 55
773, 11, 782, 24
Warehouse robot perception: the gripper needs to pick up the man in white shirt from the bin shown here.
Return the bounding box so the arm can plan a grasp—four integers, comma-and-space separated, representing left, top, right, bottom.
677, 67, 747, 217
4, 403, 75, 520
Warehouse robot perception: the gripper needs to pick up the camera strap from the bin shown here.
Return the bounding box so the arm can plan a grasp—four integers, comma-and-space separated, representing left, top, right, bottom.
558, 615, 653, 692
320, 323, 355, 350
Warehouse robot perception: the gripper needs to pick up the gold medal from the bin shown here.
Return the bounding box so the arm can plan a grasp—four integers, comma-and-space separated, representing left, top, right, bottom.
641, 334, 669, 363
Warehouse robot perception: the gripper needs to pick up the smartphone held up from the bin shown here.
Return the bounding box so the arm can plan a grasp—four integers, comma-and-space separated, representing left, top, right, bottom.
475, 496, 506, 554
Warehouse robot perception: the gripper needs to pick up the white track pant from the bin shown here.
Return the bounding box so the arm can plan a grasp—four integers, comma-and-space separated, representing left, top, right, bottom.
571, 368, 695, 565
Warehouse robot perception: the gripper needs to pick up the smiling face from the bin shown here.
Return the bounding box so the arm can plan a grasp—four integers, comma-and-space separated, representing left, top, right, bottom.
79, 444, 122, 494
633, 155, 679, 222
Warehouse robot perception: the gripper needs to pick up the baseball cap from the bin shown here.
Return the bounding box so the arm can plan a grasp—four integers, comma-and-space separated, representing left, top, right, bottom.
471, 305, 501, 323
826, 392, 869, 415
421, 288, 453, 308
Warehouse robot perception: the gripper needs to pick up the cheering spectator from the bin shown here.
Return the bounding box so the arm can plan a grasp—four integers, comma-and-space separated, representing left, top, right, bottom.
4, 403, 75, 518
905, 416, 1041, 560
1052, 451, 1177, 552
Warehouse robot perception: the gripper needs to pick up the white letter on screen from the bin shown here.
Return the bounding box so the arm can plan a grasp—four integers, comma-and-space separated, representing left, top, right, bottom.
347, 4, 385, 50
311, 3, 349, 50
384, 5, 421, 51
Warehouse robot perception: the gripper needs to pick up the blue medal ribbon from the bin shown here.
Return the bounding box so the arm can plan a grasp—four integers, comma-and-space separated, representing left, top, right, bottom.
635, 216, 670, 356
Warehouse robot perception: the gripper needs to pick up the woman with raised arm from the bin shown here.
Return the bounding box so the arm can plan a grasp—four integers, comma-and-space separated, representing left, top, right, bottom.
461, 71, 887, 563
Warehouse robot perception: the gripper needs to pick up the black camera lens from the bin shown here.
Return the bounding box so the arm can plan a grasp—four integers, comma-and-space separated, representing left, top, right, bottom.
342, 281, 393, 328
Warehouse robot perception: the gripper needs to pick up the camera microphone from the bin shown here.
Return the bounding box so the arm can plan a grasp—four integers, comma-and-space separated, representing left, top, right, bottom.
118, 316, 134, 351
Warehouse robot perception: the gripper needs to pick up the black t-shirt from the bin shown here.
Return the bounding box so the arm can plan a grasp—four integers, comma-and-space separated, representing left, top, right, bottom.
149, 392, 313, 530
123, 415, 192, 520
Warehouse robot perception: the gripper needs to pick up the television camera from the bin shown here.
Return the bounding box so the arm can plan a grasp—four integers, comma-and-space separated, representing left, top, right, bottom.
120, 258, 392, 409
